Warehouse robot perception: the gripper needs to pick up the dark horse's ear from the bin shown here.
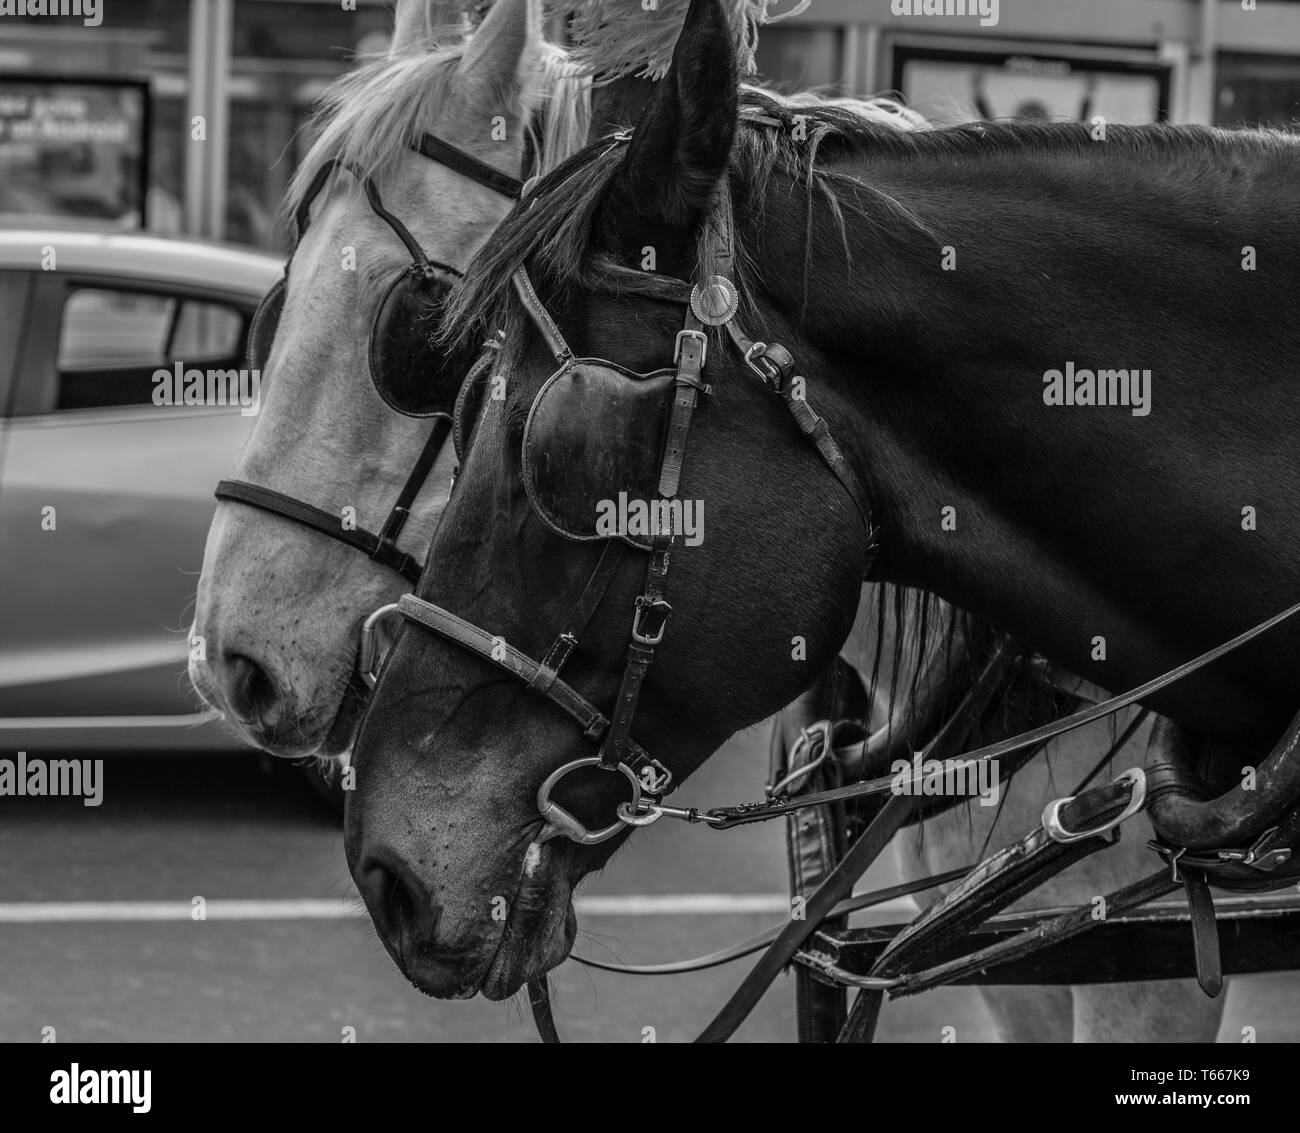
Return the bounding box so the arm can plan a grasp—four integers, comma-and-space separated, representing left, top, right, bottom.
597, 0, 739, 254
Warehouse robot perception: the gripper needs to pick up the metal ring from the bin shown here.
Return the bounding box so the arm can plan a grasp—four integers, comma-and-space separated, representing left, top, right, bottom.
616, 801, 662, 828
1041, 767, 1148, 845
358, 602, 403, 690
537, 757, 642, 845
766, 721, 831, 798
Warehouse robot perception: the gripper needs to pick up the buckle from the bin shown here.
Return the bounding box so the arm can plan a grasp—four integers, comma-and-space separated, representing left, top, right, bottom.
631, 596, 671, 645
674, 328, 708, 367
744, 341, 782, 389
1041, 767, 1147, 844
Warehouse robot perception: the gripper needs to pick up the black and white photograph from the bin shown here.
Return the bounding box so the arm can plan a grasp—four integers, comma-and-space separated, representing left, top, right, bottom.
1, 0, 1299, 1096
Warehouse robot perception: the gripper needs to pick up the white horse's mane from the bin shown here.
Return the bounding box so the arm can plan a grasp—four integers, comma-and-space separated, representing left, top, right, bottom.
758, 88, 930, 132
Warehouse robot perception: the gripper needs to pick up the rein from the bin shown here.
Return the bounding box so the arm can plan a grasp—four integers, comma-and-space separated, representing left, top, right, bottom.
641, 597, 1300, 832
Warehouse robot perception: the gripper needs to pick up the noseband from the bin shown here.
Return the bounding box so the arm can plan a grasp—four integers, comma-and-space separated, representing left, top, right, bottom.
397, 187, 879, 845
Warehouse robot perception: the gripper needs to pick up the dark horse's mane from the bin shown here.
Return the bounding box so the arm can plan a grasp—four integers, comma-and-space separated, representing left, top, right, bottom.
440, 89, 1277, 827
444, 88, 1294, 352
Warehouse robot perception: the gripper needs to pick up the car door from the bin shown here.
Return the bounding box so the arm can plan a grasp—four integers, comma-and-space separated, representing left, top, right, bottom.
0, 269, 259, 719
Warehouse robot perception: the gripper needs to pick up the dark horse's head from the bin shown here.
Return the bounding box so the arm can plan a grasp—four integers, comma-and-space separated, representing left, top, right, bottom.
345, 0, 871, 998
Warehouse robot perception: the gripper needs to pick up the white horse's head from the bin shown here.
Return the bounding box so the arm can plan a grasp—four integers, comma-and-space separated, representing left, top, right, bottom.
190, 0, 589, 758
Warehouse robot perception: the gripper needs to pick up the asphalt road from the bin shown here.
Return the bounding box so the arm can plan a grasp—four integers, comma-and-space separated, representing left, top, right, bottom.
1, 728, 1296, 1043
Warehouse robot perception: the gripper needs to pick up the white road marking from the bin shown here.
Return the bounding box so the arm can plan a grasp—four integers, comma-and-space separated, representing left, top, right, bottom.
0, 895, 916, 922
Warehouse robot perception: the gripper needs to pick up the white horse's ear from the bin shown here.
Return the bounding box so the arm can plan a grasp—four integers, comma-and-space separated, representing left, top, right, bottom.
454, 0, 540, 92
390, 0, 468, 57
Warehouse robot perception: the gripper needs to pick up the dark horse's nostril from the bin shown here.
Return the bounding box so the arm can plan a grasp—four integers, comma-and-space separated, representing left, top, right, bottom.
357, 851, 440, 945
224, 651, 279, 724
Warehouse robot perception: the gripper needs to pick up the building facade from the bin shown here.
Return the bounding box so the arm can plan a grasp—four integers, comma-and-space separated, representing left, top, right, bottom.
1, 0, 1297, 249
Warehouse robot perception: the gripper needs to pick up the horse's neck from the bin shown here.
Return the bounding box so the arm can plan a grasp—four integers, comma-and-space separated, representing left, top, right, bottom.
744, 137, 1300, 746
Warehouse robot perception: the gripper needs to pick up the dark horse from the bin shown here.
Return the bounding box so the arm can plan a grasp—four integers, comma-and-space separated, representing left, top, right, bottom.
346, 0, 1300, 1000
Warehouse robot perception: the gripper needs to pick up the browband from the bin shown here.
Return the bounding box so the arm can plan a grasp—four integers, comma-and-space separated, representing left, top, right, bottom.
414, 133, 523, 199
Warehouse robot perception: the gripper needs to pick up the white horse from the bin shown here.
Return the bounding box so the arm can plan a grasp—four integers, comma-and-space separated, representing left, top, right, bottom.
190, 0, 589, 758
189, 0, 1223, 1043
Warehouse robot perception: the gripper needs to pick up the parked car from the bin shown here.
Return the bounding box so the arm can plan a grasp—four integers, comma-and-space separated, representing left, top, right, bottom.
0, 226, 281, 760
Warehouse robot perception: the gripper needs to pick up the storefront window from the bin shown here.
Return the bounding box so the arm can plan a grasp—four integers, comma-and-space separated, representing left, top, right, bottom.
753, 26, 843, 93
234, 1, 392, 61
1217, 54, 1300, 129
894, 47, 1168, 127
0, 1, 187, 230
229, 1, 395, 250
3, 0, 188, 48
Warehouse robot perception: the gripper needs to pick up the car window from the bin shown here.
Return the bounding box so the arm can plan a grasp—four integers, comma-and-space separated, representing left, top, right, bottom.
54, 287, 246, 411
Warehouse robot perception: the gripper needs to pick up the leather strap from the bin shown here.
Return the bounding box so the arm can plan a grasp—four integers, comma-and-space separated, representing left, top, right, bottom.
694, 792, 917, 1043
216, 479, 425, 583
513, 268, 573, 362
573, 868, 971, 978
658, 314, 708, 499
362, 177, 462, 280
774, 687, 851, 1043
693, 599, 1300, 830
216, 419, 448, 586
599, 538, 672, 769
413, 132, 524, 199
528, 978, 560, 1044
530, 541, 627, 693
870, 775, 1142, 980
292, 159, 343, 239
375, 417, 446, 557
1181, 868, 1223, 997
886, 869, 1180, 999
397, 593, 651, 768
720, 319, 878, 576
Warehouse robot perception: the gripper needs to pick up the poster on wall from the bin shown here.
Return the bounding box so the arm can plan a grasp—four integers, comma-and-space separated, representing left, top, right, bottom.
0, 77, 150, 227
893, 47, 1170, 128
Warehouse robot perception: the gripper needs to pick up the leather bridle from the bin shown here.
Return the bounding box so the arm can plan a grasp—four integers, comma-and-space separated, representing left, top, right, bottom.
396, 186, 879, 845
214, 134, 524, 588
